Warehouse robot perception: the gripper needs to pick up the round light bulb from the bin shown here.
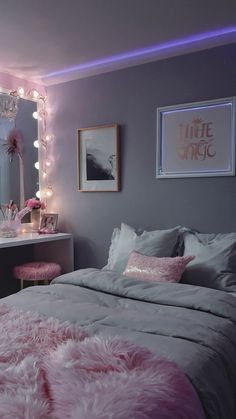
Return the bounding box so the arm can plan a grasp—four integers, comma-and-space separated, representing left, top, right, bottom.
34, 162, 39, 170
31, 89, 39, 99
45, 134, 54, 143
32, 111, 38, 119
17, 87, 25, 96
46, 188, 53, 197
36, 190, 41, 198
33, 140, 39, 148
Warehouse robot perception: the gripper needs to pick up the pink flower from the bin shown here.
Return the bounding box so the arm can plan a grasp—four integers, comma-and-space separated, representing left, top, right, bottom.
25, 198, 46, 210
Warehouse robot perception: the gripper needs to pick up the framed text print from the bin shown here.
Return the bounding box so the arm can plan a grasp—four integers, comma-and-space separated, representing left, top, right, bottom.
156, 97, 236, 178
77, 124, 120, 191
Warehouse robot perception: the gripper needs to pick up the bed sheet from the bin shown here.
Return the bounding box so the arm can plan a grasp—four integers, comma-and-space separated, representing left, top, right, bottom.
3, 268, 236, 419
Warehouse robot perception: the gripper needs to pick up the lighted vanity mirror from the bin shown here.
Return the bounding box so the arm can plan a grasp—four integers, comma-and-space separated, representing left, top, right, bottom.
0, 91, 39, 218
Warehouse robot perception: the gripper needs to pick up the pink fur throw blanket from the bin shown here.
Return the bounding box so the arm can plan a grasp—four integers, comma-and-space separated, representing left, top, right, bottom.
0, 304, 205, 419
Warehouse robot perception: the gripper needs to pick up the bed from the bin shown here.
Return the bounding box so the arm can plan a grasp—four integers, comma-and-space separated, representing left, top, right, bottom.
1, 223, 236, 418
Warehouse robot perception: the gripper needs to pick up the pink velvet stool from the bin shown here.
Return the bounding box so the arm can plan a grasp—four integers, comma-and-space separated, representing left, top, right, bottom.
13, 262, 61, 290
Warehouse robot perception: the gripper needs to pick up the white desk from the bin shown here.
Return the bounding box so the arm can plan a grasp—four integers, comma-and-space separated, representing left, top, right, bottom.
0, 232, 74, 273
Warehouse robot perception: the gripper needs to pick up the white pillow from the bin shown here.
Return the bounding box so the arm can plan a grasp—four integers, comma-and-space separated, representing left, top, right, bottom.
103, 223, 180, 274
106, 227, 121, 268
181, 229, 236, 292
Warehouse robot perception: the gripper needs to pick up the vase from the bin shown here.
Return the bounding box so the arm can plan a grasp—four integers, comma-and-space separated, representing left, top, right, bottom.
30, 209, 41, 232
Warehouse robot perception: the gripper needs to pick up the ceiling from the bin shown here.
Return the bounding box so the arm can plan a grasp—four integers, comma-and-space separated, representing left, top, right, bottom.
1, 0, 236, 86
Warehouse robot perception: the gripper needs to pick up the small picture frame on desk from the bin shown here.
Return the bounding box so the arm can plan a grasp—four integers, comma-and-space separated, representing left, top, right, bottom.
39, 213, 58, 234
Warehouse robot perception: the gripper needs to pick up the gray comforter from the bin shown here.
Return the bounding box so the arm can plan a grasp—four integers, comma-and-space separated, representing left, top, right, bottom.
3, 268, 236, 419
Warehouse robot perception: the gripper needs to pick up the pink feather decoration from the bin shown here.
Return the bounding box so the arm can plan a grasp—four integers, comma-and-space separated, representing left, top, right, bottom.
4, 128, 23, 161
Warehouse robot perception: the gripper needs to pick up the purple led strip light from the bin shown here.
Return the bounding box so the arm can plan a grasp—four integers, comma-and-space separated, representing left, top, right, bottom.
44, 26, 236, 78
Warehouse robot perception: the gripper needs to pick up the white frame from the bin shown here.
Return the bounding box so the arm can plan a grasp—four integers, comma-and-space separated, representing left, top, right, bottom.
156, 97, 236, 178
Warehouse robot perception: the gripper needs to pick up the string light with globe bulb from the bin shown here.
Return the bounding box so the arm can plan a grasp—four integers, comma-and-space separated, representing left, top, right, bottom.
10, 87, 54, 202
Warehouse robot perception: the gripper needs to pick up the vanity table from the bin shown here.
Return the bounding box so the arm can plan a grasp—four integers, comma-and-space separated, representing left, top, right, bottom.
0, 88, 74, 297
0, 232, 73, 298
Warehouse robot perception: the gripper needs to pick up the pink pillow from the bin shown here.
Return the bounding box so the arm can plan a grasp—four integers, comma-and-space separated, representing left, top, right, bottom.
123, 251, 195, 283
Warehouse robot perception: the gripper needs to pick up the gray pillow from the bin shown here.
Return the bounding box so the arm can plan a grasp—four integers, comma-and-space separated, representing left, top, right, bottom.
103, 223, 180, 274
181, 229, 236, 292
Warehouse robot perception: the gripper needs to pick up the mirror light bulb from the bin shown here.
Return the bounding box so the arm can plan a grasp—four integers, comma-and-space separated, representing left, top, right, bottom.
17, 87, 25, 96
36, 190, 41, 198
31, 89, 39, 99
33, 140, 39, 148
32, 111, 38, 119
34, 162, 39, 170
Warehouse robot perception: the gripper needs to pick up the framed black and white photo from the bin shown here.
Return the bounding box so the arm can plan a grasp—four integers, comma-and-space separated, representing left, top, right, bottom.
77, 124, 120, 191
156, 97, 236, 178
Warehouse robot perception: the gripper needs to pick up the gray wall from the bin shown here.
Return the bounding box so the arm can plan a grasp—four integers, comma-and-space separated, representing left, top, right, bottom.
47, 43, 236, 269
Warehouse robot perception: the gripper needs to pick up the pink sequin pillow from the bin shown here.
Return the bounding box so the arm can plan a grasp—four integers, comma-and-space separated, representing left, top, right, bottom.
123, 251, 195, 283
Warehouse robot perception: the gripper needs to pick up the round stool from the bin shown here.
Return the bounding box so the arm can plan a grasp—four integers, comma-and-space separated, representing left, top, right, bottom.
13, 261, 61, 290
